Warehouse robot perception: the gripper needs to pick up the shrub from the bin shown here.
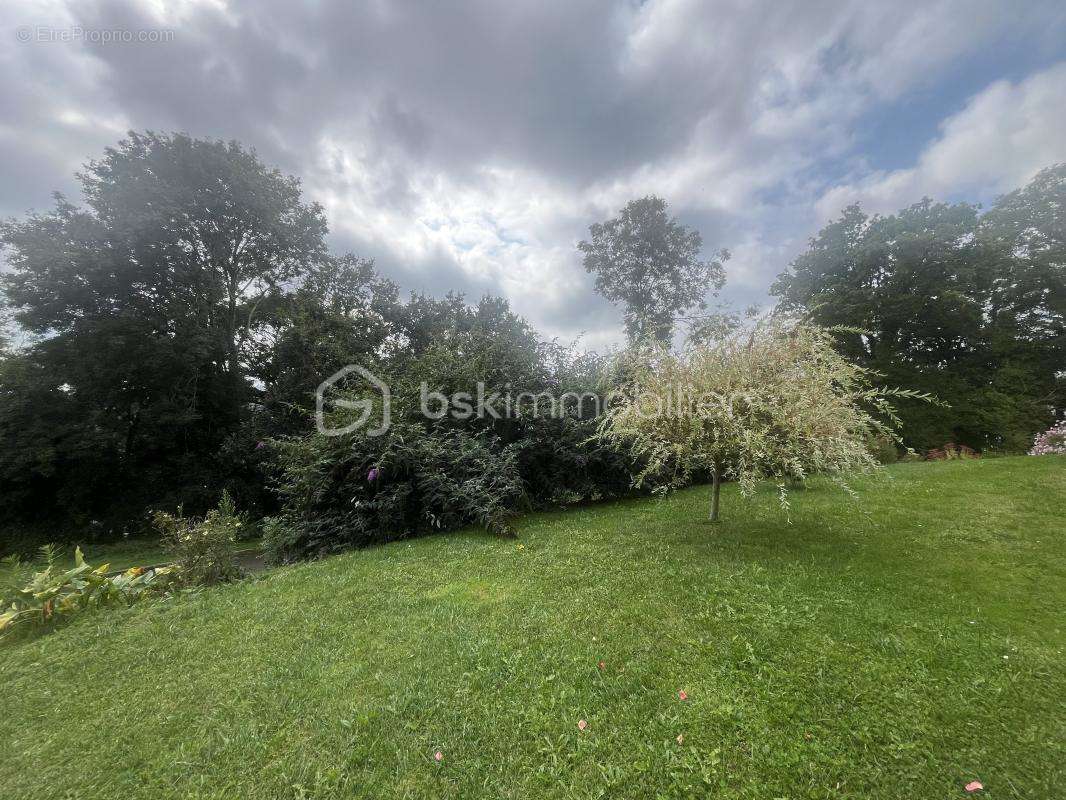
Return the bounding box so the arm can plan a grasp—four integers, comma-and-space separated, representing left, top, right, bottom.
0, 545, 179, 640
151, 491, 243, 586
510, 415, 642, 507
1029, 420, 1066, 455
267, 419, 524, 562
866, 433, 900, 465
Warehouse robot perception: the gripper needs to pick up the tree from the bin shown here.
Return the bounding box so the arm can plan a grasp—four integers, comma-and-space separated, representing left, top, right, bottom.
258, 255, 403, 433
1028, 419, 1066, 456
579, 196, 728, 345
772, 169, 1066, 452
597, 319, 926, 522
979, 164, 1066, 398
0, 132, 333, 529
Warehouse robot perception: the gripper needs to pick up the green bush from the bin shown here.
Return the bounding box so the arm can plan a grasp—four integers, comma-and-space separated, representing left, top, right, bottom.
151, 491, 244, 585
266, 420, 524, 562
866, 434, 900, 465
511, 414, 643, 506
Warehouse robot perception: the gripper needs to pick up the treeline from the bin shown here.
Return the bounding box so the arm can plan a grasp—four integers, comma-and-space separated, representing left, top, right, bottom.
0, 132, 1062, 552
773, 169, 1065, 452
0, 133, 645, 550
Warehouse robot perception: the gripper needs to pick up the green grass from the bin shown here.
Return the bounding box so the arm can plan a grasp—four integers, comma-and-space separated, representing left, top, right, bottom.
2, 457, 1064, 799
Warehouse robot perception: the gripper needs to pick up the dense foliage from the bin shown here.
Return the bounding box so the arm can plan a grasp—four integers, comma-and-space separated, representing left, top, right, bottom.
2, 131, 1062, 555
773, 165, 1066, 453
265, 421, 525, 562
264, 300, 644, 561
0, 132, 332, 534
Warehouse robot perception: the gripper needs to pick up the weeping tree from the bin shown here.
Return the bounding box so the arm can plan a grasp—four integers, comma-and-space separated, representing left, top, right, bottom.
597, 319, 932, 522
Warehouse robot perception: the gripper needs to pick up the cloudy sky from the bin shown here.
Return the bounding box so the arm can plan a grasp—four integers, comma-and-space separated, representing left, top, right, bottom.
3, 0, 1066, 348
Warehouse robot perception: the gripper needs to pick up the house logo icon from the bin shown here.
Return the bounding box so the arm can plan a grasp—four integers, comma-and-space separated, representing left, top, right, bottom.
315, 364, 391, 437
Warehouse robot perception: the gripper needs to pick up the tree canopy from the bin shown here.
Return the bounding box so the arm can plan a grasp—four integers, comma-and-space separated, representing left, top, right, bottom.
579, 196, 728, 345
772, 165, 1066, 452
0, 132, 335, 526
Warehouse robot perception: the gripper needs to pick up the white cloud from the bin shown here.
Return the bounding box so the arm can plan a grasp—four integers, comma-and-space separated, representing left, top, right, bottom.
817, 62, 1066, 220
2, 0, 1065, 346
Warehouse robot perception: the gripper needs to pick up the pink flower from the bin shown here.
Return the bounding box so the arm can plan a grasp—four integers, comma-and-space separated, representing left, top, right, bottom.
577, 719, 587, 731
965, 781, 983, 792
678, 690, 688, 701
367, 467, 379, 482
434, 750, 443, 762
1030, 420, 1066, 455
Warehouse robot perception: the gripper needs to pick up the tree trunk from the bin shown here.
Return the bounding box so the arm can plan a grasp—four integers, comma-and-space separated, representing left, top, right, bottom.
709, 470, 721, 523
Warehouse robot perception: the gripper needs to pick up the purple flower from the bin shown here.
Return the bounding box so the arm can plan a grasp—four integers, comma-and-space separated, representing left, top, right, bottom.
368, 467, 379, 482
255, 441, 266, 450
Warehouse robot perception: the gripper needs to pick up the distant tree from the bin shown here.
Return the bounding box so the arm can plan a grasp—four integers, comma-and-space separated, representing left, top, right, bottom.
979, 164, 1066, 391
773, 168, 1066, 452
579, 196, 728, 345
597, 319, 927, 523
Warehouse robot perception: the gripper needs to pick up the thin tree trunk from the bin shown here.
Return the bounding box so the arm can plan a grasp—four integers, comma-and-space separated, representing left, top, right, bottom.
710, 470, 721, 522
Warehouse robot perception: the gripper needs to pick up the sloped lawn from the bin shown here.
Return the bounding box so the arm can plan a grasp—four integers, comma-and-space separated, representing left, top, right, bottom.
2, 457, 1064, 799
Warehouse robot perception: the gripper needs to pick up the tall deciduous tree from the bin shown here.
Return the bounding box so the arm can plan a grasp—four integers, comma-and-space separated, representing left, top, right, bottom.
579, 196, 728, 345
259, 254, 403, 433
0, 132, 332, 525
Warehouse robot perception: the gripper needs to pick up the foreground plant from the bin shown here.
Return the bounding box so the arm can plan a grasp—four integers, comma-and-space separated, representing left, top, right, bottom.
0, 546, 178, 640
152, 491, 244, 585
598, 318, 933, 522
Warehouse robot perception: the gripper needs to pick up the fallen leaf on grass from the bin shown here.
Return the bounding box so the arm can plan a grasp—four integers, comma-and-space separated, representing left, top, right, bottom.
965, 780, 983, 792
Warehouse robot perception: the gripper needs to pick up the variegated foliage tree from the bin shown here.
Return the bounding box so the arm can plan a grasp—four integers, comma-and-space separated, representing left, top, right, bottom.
598, 319, 932, 522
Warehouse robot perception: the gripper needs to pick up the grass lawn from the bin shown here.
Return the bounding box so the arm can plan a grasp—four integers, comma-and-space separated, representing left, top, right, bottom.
1, 457, 1063, 799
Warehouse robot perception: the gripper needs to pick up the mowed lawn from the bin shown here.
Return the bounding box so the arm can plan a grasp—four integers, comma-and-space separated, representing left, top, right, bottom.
1, 458, 1064, 799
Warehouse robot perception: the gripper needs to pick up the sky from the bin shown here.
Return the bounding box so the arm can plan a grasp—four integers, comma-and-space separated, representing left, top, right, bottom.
2, 0, 1066, 349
